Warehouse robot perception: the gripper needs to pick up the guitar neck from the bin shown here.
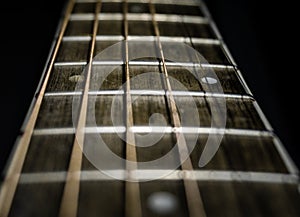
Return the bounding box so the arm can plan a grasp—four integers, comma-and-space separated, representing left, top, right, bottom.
0, 0, 299, 217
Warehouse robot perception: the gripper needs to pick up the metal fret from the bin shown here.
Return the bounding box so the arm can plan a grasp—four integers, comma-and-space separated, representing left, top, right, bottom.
18, 170, 299, 184
132, 0, 200, 5
70, 13, 94, 20
54, 60, 235, 68
44, 90, 253, 100
63, 35, 91, 41
70, 13, 208, 24
33, 127, 273, 136
54, 61, 87, 66
63, 35, 219, 44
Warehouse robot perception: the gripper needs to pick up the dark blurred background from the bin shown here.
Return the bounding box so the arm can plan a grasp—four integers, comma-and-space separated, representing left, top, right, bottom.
203, 0, 299, 168
0, 0, 298, 174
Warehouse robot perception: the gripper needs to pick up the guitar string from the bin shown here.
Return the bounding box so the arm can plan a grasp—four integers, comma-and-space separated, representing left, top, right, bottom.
149, 1, 207, 217
58, 1, 102, 217
123, 1, 143, 217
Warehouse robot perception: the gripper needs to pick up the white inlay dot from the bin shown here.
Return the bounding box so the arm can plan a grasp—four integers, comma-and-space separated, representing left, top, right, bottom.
147, 191, 178, 215
201, 76, 218, 84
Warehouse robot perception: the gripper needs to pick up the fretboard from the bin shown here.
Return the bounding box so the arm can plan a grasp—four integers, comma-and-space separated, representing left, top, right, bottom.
0, 0, 299, 217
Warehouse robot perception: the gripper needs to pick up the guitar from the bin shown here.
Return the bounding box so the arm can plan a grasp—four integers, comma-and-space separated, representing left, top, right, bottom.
0, 0, 299, 216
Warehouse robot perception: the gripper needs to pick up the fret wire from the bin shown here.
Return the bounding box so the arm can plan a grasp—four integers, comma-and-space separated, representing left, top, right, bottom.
0, 1, 76, 217
181, 15, 208, 24
44, 92, 82, 96
62, 35, 220, 44
54, 61, 87, 66
63, 36, 91, 41
96, 35, 125, 40
123, 1, 143, 217
54, 60, 234, 68
33, 127, 274, 137
149, 2, 207, 217
71, 12, 208, 24
99, 13, 124, 20
191, 38, 220, 44
44, 90, 254, 100
62, 35, 124, 41
70, 13, 95, 20
148, 0, 200, 5
18, 170, 299, 184
89, 90, 125, 95
128, 36, 220, 44
128, 61, 233, 68
58, 2, 102, 217
76, 0, 200, 6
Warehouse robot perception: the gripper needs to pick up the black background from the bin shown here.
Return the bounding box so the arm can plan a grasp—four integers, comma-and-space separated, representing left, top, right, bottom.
0, 0, 299, 174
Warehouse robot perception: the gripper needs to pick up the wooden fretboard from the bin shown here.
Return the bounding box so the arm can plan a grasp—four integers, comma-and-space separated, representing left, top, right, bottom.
0, 0, 299, 217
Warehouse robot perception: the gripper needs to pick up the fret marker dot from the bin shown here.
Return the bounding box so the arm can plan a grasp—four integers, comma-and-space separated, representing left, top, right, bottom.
147, 192, 178, 215
201, 76, 218, 84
